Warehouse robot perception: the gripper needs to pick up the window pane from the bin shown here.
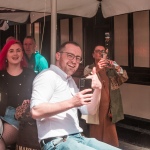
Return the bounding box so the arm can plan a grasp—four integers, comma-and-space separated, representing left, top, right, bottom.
114, 14, 128, 66
73, 17, 83, 49
34, 23, 40, 52
60, 19, 69, 44
133, 11, 149, 67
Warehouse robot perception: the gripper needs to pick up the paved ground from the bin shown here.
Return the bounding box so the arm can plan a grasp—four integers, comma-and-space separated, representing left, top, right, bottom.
119, 141, 150, 150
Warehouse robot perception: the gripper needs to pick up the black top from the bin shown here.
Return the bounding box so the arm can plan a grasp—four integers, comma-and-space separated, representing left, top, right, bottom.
0, 68, 36, 116
0, 68, 41, 149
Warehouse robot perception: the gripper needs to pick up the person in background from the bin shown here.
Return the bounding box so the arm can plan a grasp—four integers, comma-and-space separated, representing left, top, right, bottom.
82, 45, 128, 147
0, 40, 40, 150
30, 41, 121, 150
6, 36, 16, 43
23, 36, 48, 74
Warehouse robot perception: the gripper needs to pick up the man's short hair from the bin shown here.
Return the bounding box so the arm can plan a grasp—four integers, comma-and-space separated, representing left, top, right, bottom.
58, 41, 81, 52
24, 36, 36, 43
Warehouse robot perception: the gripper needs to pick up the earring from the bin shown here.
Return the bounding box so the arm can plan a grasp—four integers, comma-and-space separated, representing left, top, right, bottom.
5, 59, 8, 62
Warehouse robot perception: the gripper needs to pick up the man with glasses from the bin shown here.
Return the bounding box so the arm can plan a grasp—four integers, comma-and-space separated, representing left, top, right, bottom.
30, 41, 121, 150
83, 45, 128, 147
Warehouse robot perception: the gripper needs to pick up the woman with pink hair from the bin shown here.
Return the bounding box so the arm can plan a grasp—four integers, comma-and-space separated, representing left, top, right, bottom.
0, 39, 27, 70
0, 40, 40, 150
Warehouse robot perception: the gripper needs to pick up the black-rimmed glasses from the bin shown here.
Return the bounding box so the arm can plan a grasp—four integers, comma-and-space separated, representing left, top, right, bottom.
94, 49, 106, 54
59, 52, 82, 63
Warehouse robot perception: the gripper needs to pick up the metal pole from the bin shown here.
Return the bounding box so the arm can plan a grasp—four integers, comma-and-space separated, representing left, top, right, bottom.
51, 0, 57, 64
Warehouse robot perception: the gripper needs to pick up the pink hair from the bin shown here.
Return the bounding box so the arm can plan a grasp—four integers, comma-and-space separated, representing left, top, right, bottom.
0, 39, 28, 70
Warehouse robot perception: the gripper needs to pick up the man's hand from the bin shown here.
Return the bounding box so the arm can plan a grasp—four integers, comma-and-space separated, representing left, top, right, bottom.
71, 89, 93, 107
86, 67, 102, 90
84, 67, 102, 115
72, 67, 102, 107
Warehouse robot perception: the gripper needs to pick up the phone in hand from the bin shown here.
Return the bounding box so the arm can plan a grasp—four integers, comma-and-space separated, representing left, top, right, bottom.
101, 50, 107, 59
79, 78, 93, 94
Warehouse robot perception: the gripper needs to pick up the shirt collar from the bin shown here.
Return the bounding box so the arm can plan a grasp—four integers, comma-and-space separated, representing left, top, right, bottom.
50, 64, 71, 80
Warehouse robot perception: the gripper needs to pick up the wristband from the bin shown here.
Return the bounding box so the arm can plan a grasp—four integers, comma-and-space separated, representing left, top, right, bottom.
112, 61, 123, 74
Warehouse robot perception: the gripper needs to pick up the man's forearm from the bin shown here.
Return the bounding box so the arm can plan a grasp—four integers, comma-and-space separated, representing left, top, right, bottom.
31, 100, 74, 119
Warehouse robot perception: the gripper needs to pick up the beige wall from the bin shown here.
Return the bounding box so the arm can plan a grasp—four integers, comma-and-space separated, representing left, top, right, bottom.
60, 19, 69, 44
114, 12, 150, 120
34, 23, 40, 52
60, 17, 83, 49
73, 17, 83, 49
114, 14, 128, 66
114, 11, 150, 68
121, 84, 150, 119
134, 11, 149, 67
